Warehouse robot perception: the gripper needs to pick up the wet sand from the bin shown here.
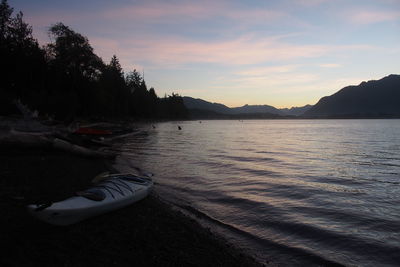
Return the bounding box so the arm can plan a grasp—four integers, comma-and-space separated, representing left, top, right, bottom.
0, 147, 264, 267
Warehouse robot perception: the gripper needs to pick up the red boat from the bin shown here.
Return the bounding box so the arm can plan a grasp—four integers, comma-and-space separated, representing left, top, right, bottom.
75, 127, 112, 135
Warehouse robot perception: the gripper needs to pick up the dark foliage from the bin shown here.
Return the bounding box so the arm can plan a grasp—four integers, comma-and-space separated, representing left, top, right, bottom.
0, 0, 187, 120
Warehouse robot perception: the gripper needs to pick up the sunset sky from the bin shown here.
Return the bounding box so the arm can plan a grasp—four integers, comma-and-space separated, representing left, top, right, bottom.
11, 0, 400, 108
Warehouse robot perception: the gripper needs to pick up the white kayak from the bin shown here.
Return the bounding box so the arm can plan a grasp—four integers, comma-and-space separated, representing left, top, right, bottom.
27, 173, 153, 226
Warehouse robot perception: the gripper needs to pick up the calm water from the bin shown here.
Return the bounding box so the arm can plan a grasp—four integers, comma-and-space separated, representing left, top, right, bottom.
114, 120, 400, 266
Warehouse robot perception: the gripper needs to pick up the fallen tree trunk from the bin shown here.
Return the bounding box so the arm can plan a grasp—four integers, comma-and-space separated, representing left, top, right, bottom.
52, 138, 116, 159
0, 132, 116, 159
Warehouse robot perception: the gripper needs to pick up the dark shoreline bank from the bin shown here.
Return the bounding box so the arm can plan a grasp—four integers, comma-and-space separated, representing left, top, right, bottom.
0, 147, 263, 267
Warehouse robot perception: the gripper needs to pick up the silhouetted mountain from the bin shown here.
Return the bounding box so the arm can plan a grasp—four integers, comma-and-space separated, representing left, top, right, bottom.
187, 108, 281, 120
185, 75, 400, 119
183, 96, 311, 118
183, 97, 284, 117
280, 105, 313, 116
182, 97, 231, 114
304, 74, 400, 117
230, 104, 282, 115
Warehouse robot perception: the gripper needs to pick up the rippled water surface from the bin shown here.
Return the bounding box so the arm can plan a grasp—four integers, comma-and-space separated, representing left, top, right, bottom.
115, 120, 400, 266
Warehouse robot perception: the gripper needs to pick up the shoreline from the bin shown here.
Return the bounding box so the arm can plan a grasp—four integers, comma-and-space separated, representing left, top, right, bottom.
0, 147, 263, 267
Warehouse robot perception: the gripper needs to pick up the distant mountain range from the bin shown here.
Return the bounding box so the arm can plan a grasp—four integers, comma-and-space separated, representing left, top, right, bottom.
183, 97, 312, 118
183, 74, 400, 119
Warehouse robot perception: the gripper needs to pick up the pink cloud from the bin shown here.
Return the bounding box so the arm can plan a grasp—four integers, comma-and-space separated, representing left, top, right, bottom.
101, 0, 284, 23
23, 0, 286, 48
89, 34, 370, 69
102, 1, 227, 21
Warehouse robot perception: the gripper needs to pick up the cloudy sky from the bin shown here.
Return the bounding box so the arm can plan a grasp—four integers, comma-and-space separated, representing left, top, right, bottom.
11, 0, 400, 108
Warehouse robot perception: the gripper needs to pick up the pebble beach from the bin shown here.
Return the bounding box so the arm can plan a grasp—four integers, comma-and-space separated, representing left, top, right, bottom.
0, 147, 263, 267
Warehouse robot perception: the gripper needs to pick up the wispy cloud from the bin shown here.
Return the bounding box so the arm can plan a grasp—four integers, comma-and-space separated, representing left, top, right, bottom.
102, 0, 284, 24
90, 33, 372, 70
24, 0, 287, 47
14, 0, 399, 107
235, 65, 300, 76
229, 64, 319, 90
23, 0, 374, 70
102, 1, 224, 21
348, 10, 400, 25
231, 73, 320, 87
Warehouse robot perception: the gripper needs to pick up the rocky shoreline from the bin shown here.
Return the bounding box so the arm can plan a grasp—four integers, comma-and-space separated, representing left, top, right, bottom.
0, 147, 264, 267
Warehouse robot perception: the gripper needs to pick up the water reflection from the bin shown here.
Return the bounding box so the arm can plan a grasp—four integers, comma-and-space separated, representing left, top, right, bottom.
115, 120, 400, 266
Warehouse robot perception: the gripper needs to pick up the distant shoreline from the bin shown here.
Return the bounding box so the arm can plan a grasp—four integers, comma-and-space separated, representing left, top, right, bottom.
186, 113, 400, 120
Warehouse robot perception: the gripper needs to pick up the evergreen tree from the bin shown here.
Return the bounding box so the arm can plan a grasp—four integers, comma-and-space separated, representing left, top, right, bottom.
0, 0, 45, 114
0, 1, 189, 120
98, 55, 130, 116
46, 22, 104, 119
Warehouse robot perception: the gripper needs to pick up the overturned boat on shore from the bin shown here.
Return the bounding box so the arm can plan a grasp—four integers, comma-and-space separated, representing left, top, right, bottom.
27, 173, 154, 226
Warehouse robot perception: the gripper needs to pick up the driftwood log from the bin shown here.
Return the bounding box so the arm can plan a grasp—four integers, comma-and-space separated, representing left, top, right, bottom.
52, 138, 116, 159
0, 131, 116, 159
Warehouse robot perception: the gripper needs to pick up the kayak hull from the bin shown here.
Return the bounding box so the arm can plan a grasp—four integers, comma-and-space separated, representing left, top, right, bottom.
27, 174, 153, 226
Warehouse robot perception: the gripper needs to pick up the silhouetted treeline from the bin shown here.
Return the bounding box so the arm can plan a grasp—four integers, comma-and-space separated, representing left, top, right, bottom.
0, 0, 187, 120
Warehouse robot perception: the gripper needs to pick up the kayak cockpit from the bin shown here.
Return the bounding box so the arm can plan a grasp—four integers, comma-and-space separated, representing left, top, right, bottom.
76, 189, 106, 201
